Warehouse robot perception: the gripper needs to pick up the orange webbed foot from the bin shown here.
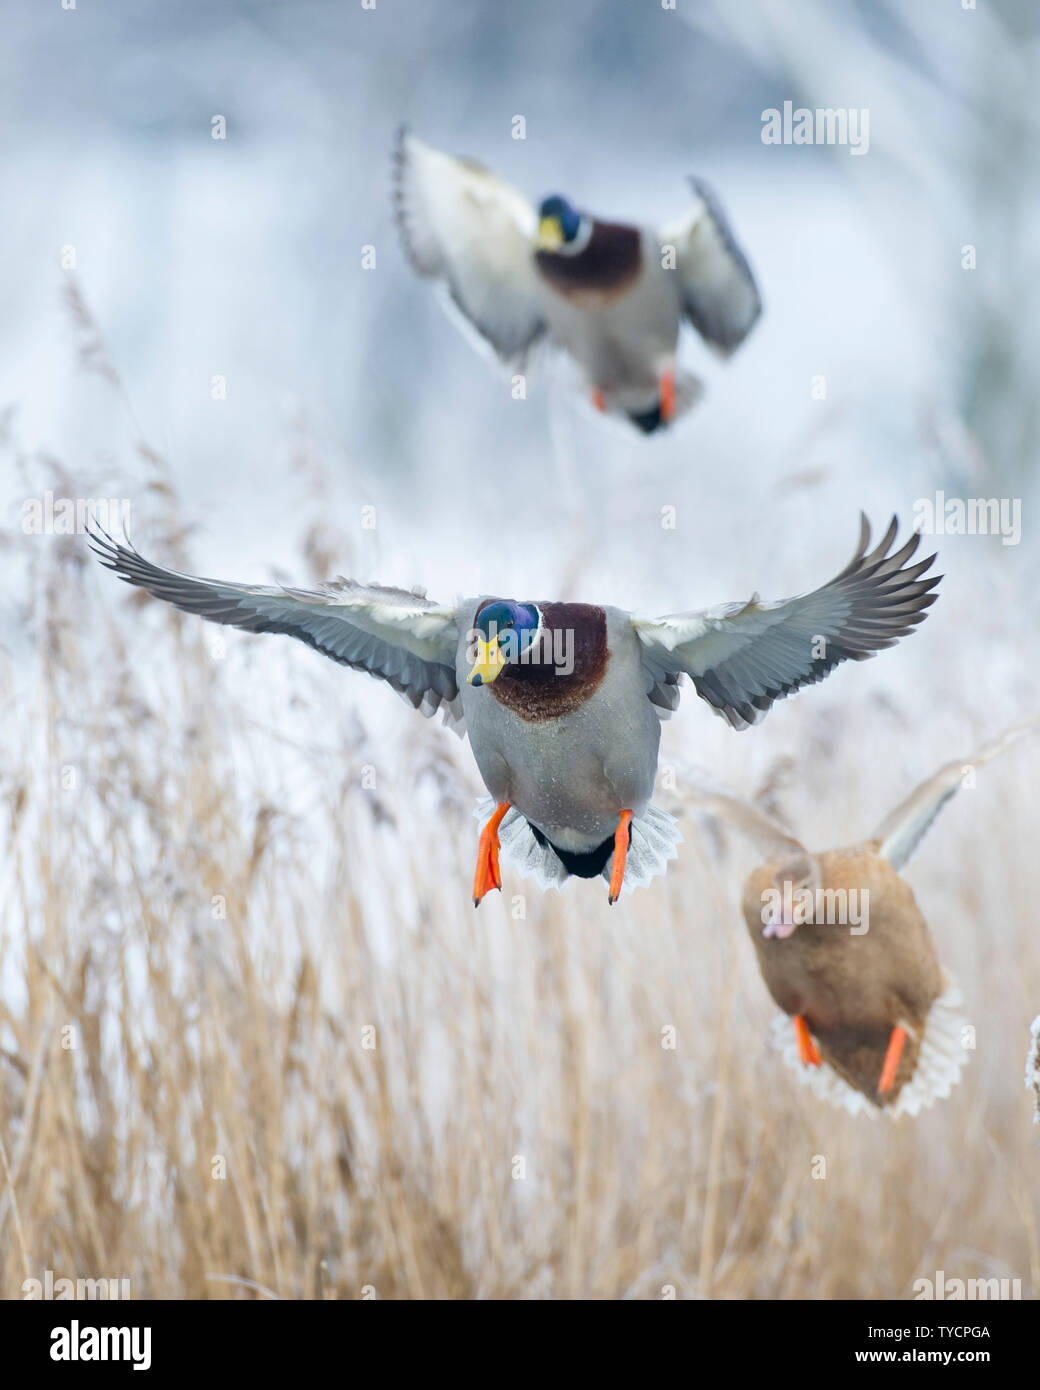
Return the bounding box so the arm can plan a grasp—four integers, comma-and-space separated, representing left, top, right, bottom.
473, 802, 510, 906
607, 810, 633, 905
591, 388, 607, 413
794, 1014, 821, 1068
878, 1025, 908, 1095
659, 370, 676, 424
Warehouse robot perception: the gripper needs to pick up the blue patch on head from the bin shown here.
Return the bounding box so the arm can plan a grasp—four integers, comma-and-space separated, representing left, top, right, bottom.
538, 194, 581, 243
475, 600, 540, 660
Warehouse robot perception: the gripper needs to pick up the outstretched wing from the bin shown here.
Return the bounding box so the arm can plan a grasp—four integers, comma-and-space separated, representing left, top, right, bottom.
658, 177, 761, 355
872, 716, 1039, 871
393, 127, 546, 368
687, 787, 807, 860
90, 530, 464, 728
633, 516, 939, 730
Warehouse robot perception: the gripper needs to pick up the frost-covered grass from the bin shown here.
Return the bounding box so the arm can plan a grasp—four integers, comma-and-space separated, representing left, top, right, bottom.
2, 388, 1039, 1300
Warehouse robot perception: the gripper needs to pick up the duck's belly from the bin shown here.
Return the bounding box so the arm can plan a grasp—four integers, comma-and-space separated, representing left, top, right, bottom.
538, 268, 680, 391
461, 655, 661, 850
472, 708, 660, 849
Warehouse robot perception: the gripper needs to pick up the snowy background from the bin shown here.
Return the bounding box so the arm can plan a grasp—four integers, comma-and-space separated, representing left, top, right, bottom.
2, 0, 1039, 1300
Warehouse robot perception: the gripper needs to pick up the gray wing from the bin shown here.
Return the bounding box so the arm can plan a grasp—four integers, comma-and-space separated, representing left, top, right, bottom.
872, 716, 1039, 871
393, 128, 546, 368
658, 177, 761, 354
90, 530, 464, 728
633, 515, 939, 730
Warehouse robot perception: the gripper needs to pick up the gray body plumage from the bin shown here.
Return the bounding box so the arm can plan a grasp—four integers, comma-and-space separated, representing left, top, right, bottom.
533, 232, 682, 414
458, 603, 660, 851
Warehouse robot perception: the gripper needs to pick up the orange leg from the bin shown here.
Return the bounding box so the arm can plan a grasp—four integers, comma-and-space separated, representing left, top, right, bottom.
607, 810, 634, 905
591, 388, 606, 413
878, 1025, 908, 1095
659, 370, 676, 423
794, 1015, 821, 1067
473, 802, 510, 906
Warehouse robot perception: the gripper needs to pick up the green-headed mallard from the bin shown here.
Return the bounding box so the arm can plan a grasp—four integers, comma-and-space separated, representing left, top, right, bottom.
393, 129, 761, 434
692, 719, 1037, 1115
91, 515, 936, 904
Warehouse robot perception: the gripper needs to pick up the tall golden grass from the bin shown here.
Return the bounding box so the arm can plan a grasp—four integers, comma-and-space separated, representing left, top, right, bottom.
2, 306, 1038, 1301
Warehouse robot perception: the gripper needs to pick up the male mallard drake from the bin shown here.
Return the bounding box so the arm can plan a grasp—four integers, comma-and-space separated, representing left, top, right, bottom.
393, 129, 761, 434
693, 719, 1037, 1115
91, 515, 936, 905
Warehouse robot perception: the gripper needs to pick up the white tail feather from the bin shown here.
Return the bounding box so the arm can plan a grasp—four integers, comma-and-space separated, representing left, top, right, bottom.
770, 981, 970, 1119
474, 798, 681, 895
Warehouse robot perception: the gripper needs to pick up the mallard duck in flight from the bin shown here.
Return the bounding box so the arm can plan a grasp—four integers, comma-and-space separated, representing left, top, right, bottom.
691, 719, 1037, 1115
394, 129, 761, 434
91, 516, 937, 905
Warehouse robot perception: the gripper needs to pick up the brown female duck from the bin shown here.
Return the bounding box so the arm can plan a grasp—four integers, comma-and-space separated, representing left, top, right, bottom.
695, 720, 1036, 1115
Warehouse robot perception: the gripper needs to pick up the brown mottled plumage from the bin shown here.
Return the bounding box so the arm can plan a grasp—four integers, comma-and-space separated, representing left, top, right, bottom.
694, 717, 1037, 1114
741, 849, 943, 1108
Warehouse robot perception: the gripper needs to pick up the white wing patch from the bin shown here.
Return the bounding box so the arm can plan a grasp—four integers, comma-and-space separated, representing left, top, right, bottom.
394, 128, 545, 367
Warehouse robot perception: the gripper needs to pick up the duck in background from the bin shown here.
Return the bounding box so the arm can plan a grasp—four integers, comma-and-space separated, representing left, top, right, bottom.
394, 128, 761, 434
691, 718, 1038, 1116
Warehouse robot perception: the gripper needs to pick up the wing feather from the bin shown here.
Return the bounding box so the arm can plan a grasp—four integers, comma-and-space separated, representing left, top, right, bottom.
393, 128, 545, 367
634, 515, 939, 730
90, 529, 463, 728
872, 717, 1039, 871
658, 176, 761, 355
689, 788, 807, 860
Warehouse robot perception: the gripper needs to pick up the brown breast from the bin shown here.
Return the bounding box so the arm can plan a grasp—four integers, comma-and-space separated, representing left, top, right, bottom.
535, 220, 642, 306
487, 602, 608, 723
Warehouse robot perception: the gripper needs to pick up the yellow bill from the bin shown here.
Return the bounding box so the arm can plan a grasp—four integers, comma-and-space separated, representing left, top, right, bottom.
467, 634, 507, 687
537, 215, 564, 251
